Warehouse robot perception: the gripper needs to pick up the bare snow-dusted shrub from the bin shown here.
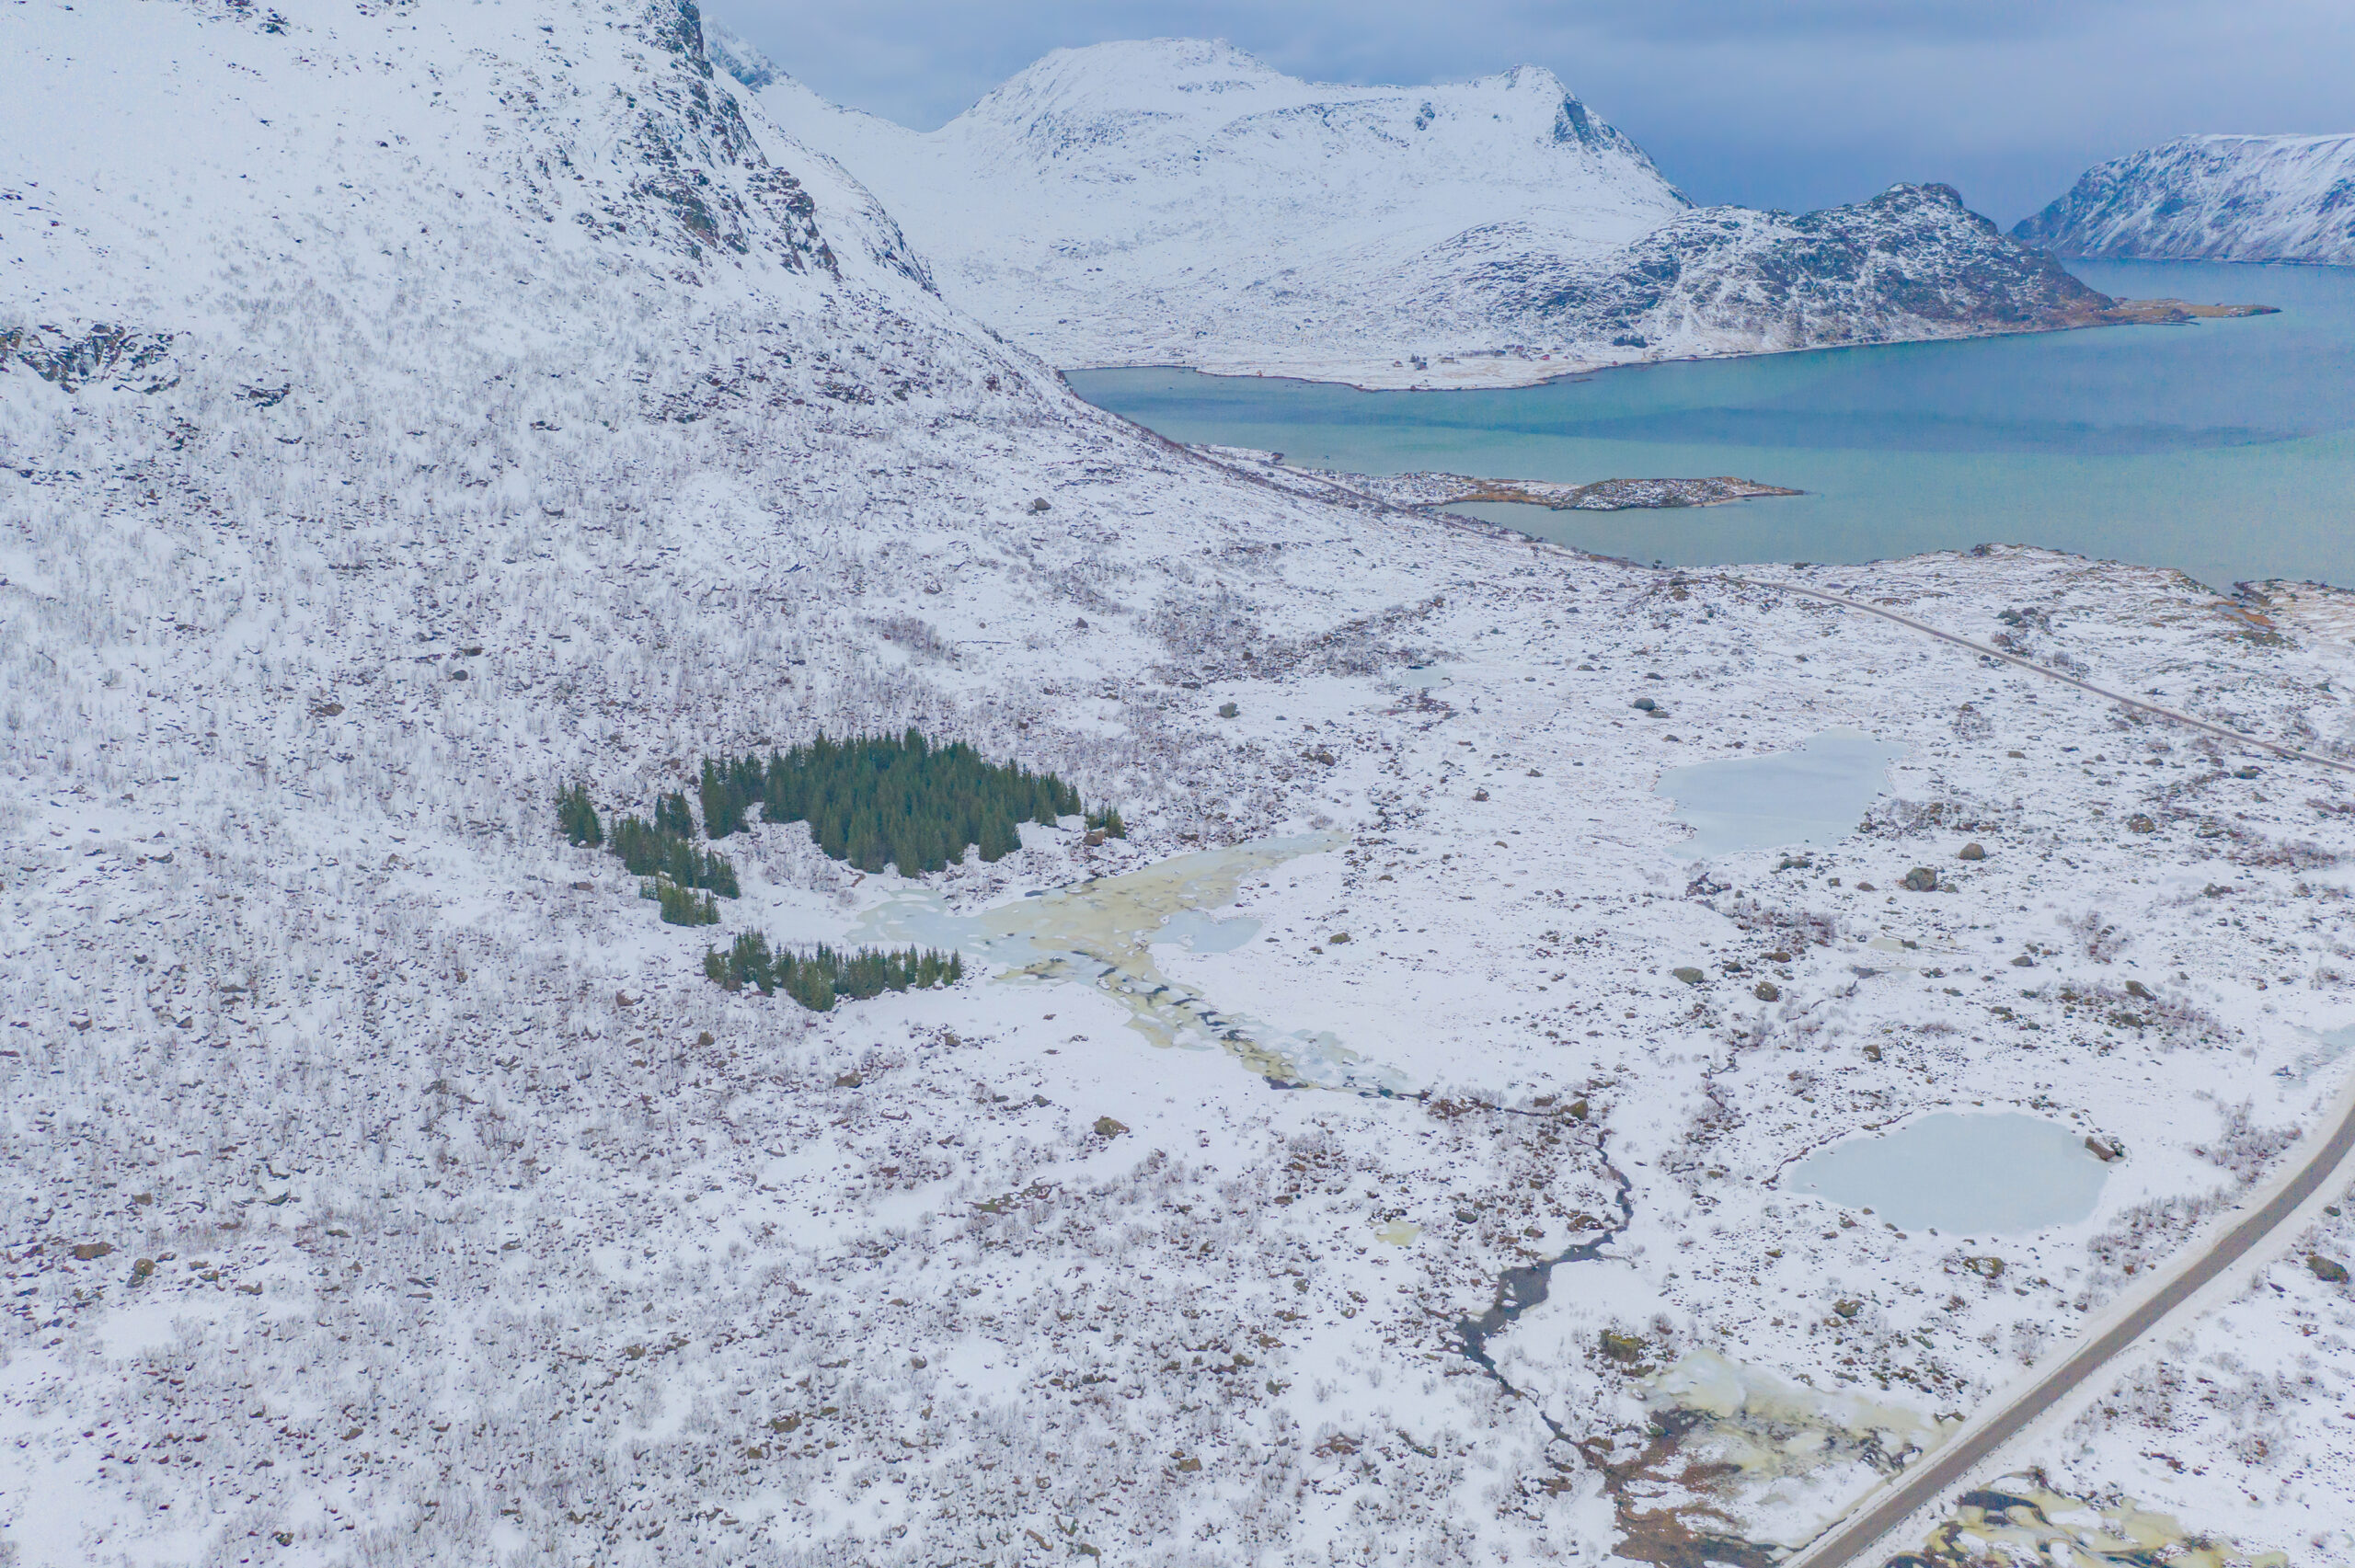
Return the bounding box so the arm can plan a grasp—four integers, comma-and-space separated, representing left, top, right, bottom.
861, 612, 951, 662
2194, 1101, 2299, 1185
2084, 1192, 2232, 1306
2061, 908, 2131, 963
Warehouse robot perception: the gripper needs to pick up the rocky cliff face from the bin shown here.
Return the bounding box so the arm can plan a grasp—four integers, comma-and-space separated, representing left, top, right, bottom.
1420, 182, 2110, 359
759, 40, 2110, 387
2014, 134, 2355, 265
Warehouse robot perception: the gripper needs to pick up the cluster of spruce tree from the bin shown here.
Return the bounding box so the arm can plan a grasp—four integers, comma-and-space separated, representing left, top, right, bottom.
703, 933, 961, 1013
558, 730, 1099, 909
697, 729, 1092, 876
644, 879, 718, 926
556, 783, 740, 920
608, 791, 741, 898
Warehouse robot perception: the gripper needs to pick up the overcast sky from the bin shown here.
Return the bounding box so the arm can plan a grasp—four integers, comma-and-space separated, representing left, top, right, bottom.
712, 0, 2350, 224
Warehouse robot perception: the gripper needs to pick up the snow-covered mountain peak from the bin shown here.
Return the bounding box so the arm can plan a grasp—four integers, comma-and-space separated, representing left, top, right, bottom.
935, 38, 1681, 206
703, 14, 781, 90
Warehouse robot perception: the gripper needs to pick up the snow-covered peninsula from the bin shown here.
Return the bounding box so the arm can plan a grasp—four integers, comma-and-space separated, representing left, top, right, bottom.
5, 5, 2355, 1566
752, 38, 2115, 388
2014, 133, 2355, 265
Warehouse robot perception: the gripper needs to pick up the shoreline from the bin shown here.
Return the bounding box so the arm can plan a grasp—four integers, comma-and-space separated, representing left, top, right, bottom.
1061, 297, 2278, 394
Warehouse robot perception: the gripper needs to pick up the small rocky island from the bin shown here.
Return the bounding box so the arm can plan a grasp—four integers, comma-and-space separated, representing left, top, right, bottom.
2091, 297, 2279, 325
1190, 444, 1803, 511
1363, 472, 1804, 511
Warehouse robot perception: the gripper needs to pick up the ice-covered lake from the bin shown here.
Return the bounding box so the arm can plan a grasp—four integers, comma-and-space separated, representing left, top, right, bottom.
1656, 729, 1904, 858
1787, 1112, 2114, 1233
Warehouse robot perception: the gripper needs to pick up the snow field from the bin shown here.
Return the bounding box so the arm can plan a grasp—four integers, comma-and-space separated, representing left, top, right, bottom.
4, 3, 2355, 1563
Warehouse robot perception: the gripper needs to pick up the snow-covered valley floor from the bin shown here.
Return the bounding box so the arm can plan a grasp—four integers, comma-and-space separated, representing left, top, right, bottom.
11, 517, 2355, 1564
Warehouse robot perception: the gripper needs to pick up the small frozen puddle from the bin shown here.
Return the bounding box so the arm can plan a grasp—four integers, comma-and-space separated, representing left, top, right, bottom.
1788, 1112, 2111, 1233
1658, 728, 1904, 859
849, 833, 1405, 1093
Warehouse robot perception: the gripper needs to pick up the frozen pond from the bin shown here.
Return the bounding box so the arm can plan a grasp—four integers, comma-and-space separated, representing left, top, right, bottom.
1657, 728, 1903, 859
848, 833, 1405, 1093
1787, 1112, 2112, 1233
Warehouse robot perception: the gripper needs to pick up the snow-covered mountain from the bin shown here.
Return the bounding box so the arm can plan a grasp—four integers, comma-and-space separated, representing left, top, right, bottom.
753, 39, 2109, 387
2014, 134, 2355, 264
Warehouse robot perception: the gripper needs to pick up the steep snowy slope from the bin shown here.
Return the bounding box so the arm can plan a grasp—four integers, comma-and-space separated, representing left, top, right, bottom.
755, 39, 2109, 387
8, 6, 2355, 1567
2015, 134, 2355, 264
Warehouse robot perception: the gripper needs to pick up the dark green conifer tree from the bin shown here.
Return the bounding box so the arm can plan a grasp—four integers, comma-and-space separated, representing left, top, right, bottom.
556, 783, 603, 847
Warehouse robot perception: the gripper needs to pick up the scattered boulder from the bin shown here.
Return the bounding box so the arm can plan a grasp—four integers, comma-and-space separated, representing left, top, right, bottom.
2084, 1136, 2122, 1162
1753, 980, 1780, 1001
1964, 1255, 2005, 1278
1598, 1329, 1649, 1366
2124, 979, 2154, 1000
1764, 949, 1792, 963
1028, 497, 1051, 513
71, 1242, 113, 1262
1471, 788, 1490, 801
1093, 1116, 1129, 1139
1901, 867, 1938, 892
833, 1071, 863, 1088
2127, 814, 2157, 833
1217, 702, 1239, 718
2010, 954, 2036, 967
1327, 932, 1350, 944
1566, 1098, 1591, 1121
1672, 966, 1706, 985
1832, 1299, 1862, 1318
2309, 1253, 2350, 1285
1631, 697, 1658, 711
1958, 842, 1986, 861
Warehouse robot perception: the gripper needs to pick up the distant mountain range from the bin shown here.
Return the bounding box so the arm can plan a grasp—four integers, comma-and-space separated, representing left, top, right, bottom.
2014, 134, 2355, 266
743, 38, 2112, 388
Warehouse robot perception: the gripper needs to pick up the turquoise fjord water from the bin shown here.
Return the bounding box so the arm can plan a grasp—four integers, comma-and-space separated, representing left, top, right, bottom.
1066, 260, 2355, 594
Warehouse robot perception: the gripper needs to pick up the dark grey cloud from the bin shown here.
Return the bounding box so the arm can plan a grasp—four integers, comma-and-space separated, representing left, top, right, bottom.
714, 0, 2351, 223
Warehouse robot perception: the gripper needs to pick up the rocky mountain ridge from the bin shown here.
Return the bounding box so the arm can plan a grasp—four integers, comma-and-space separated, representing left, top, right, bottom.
2014, 133, 2355, 265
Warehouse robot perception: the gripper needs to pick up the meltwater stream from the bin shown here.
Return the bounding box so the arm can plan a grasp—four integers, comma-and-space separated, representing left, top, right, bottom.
848, 833, 1407, 1093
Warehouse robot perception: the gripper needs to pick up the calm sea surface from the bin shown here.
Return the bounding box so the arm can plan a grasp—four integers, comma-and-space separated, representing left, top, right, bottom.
1065, 260, 2355, 592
